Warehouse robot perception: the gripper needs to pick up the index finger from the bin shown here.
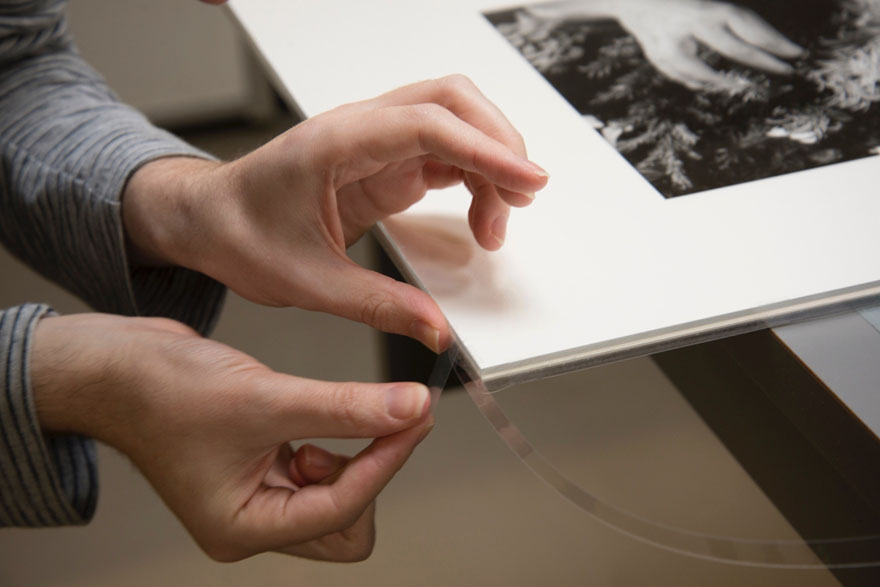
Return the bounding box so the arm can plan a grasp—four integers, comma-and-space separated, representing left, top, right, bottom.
363, 75, 528, 158
324, 103, 548, 194
367, 76, 539, 208
240, 419, 431, 548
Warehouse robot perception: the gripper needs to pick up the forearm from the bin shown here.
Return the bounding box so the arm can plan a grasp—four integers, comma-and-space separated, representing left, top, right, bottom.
0, 1, 225, 333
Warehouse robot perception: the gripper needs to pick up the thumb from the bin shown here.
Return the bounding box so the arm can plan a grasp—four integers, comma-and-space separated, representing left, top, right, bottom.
260, 375, 431, 441
318, 257, 450, 353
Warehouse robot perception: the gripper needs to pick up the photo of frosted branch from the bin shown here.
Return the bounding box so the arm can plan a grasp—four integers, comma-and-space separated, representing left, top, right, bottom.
486, 0, 880, 198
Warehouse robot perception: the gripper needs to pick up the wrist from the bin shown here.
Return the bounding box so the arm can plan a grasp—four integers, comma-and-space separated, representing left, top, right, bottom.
122, 156, 224, 270
30, 314, 144, 444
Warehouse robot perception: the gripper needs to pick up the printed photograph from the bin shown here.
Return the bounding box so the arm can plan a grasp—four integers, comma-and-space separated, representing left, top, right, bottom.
485, 0, 880, 198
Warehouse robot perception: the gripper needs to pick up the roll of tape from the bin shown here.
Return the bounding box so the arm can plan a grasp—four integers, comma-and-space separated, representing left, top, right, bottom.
427, 346, 880, 569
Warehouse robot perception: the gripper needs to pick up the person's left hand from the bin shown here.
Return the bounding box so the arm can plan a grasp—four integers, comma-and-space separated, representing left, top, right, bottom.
32, 313, 434, 562
124, 75, 549, 352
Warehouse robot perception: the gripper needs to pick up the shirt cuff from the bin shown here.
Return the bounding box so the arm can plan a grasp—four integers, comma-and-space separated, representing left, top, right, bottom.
0, 303, 97, 526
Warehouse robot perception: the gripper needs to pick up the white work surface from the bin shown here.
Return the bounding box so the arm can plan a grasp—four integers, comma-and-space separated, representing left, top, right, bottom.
228, 0, 880, 388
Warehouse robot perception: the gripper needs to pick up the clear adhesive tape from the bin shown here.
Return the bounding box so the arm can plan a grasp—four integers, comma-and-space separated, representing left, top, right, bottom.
427, 346, 880, 569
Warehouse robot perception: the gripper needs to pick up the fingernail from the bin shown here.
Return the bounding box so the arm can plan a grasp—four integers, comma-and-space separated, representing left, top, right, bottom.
411, 319, 441, 353
385, 384, 429, 420
303, 444, 335, 472
525, 159, 549, 178
490, 216, 507, 245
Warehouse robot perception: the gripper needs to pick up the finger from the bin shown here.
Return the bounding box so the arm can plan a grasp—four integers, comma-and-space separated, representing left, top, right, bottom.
422, 160, 533, 217
262, 374, 431, 440
313, 256, 451, 352
274, 502, 377, 562
498, 186, 535, 208
291, 444, 349, 485
727, 9, 805, 59
363, 75, 529, 158
263, 444, 300, 490
465, 172, 511, 251
336, 157, 530, 247
322, 103, 548, 195
696, 27, 793, 74
307, 417, 432, 527
653, 53, 742, 90
239, 418, 431, 552
422, 159, 466, 190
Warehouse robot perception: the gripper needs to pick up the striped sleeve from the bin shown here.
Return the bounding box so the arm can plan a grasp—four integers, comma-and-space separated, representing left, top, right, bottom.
0, 1, 228, 528
0, 0, 226, 334
0, 303, 96, 526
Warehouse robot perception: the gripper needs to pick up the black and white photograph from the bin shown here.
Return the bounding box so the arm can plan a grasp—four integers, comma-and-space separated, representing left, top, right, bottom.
486, 0, 880, 198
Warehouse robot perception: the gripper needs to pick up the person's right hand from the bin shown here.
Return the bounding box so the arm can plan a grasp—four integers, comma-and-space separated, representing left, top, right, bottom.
123, 76, 549, 355
30, 313, 433, 562
528, 0, 805, 91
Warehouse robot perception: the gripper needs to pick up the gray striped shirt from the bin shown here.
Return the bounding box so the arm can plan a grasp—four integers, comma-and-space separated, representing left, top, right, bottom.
1, 0, 226, 526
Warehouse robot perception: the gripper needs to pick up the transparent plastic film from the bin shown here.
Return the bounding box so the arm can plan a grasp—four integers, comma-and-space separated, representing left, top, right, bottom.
427, 347, 880, 570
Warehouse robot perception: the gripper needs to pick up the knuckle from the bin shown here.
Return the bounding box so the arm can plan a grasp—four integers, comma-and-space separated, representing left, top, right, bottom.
324, 490, 362, 534
439, 73, 476, 96
357, 291, 394, 329
406, 104, 440, 153
330, 381, 366, 429
407, 102, 444, 128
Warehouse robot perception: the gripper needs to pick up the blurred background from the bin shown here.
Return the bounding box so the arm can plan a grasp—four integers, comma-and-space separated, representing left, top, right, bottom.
0, 1, 845, 585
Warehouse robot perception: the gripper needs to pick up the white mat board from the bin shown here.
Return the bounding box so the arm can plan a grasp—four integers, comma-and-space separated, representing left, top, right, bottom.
229, 0, 880, 386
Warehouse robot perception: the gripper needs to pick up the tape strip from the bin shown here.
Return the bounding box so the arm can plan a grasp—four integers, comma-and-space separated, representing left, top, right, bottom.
427, 346, 457, 414
427, 345, 880, 569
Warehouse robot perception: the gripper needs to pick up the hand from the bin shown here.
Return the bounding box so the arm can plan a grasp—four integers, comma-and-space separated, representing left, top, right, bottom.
616, 0, 805, 90
31, 313, 433, 561
124, 75, 549, 353
527, 0, 804, 90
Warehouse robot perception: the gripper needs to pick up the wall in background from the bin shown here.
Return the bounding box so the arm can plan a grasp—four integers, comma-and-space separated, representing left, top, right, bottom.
66, 0, 275, 127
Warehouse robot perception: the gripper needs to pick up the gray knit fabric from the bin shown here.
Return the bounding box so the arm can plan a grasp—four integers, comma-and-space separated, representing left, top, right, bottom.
0, 303, 96, 526
1, 0, 227, 526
